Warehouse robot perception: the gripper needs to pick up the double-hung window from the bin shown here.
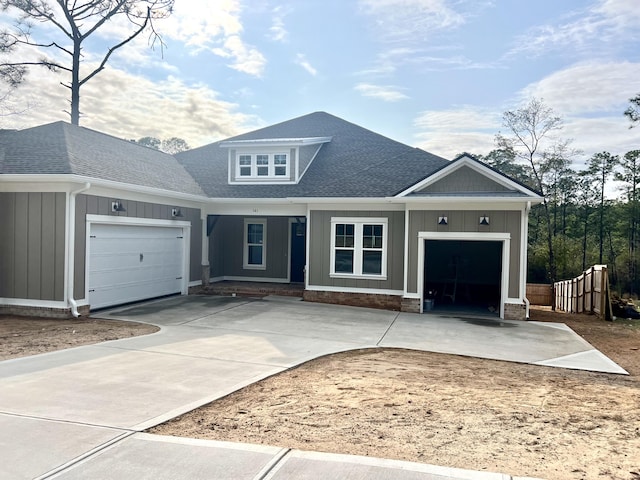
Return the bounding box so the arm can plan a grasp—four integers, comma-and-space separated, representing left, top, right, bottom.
330, 218, 387, 278
244, 219, 266, 269
236, 153, 288, 179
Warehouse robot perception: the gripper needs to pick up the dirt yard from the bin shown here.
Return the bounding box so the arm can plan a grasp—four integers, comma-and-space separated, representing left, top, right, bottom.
2, 309, 639, 480
151, 308, 640, 480
0, 316, 158, 360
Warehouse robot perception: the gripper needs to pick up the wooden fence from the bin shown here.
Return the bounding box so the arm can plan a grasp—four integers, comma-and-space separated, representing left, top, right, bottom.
526, 283, 553, 306
554, 265, 612, 320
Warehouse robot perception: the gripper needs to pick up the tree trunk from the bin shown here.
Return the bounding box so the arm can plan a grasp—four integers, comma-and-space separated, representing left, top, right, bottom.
71, 38, 81, 125
541, 199, 557, 309
582, 206, 589, 271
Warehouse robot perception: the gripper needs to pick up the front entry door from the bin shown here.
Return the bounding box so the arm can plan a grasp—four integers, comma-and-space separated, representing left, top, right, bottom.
290, 221, 306, 283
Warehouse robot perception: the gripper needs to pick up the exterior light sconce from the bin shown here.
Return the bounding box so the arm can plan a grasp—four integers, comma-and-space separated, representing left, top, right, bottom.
171, 208, 184, 218
479, 216, 490, 226
111, 200, 126, 212
438, 216, 448, 225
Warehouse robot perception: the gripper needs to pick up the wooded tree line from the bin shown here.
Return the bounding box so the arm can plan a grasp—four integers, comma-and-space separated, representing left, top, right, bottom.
475, 97, 640, 296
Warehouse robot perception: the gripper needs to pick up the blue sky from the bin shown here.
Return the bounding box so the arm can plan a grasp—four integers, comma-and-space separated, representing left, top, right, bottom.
2, 0, 639, 165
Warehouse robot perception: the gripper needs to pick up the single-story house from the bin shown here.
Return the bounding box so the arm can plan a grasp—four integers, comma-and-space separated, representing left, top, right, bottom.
0, 112, 543, 319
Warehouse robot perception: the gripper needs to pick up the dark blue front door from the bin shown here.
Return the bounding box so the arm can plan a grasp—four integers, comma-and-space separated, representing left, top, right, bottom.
290, 222, 306, 283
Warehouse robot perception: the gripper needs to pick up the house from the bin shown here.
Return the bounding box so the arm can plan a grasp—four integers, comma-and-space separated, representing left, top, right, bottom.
0, 112, 543, 320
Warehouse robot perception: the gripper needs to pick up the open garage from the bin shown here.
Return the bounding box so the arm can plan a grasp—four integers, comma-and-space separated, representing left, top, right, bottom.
424, 240, 503, 315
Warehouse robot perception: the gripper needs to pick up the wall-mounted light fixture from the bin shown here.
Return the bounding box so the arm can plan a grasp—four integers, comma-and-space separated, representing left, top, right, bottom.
111, 200, 126, 212
171, 208, 184, 218
479, 215, 490, 226
438, 216, 448, 225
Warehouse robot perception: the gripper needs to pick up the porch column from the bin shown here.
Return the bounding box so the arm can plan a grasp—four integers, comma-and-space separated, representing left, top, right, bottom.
201, 215, 210, 286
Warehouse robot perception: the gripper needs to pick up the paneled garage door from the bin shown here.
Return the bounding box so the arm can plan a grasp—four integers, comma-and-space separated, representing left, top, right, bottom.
88, 223, 185, 309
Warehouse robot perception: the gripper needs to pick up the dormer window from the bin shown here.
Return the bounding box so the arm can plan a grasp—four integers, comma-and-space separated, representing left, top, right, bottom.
222, 136, 332, 185
236, 153, 289, 179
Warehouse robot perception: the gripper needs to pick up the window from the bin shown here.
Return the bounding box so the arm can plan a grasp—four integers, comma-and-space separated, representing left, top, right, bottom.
236, 153, 288, 179
239, 155, 252, 176
244, 219, 266, 269
330, 218, 387, 278
274, 154, 287, 176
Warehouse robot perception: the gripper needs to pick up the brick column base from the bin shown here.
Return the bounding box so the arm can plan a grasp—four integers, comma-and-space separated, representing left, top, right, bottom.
400, 297, 421, 313
504, 302, 526, 320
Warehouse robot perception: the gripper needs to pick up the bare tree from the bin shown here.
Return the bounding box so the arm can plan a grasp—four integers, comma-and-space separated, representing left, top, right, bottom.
496, 98, 572, 290
0, 0, 174, 125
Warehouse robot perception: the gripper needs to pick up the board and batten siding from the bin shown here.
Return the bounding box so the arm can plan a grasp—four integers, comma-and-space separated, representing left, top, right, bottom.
417, 166, 512, 194
308, 210, 404, 291
209, 215, 289, 280
0, 192, 66, 301
407, 210, 521, 298
74, 195, 202, 299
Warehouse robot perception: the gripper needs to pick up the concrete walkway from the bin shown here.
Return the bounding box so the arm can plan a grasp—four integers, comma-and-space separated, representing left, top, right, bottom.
0, 295, 626, 479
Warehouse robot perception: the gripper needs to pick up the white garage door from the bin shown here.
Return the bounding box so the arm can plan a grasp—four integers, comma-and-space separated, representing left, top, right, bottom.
88, 223, 185, 309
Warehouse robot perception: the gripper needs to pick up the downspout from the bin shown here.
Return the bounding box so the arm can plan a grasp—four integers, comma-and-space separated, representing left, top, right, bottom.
67, 182, 91, 317
524, 201, 531, 320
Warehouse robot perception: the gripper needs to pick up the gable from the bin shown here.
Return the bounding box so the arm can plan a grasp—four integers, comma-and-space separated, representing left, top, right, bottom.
398, 153, 541, 200
417, 165, 512, 194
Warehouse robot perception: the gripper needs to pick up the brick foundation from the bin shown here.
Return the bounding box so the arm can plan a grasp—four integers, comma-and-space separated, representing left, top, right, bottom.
504, 302, 526, 321
0, 304, 91, 319
400, 297, 421, 313
303, 290, 402, 311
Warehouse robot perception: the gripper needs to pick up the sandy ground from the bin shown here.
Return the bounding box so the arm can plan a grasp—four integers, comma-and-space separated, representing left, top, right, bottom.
0, 316, 158, 360
151, 308, 640, 480
2, 308, 639, 479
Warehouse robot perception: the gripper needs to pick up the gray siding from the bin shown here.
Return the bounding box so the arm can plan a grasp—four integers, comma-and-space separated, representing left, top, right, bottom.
308, 210, 404, 291
418, 166, 511, 193
74, 195, 202, 299
0, 192, 66, 301
209, 215, 290, 280
407, 210, 521, 298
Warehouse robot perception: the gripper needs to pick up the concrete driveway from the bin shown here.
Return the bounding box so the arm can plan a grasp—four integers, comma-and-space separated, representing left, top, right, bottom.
0, 295, 626, 479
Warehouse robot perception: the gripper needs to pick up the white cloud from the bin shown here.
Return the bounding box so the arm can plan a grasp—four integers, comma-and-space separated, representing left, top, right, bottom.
413, 106, 500, 158
355, 83, 408, 101
161, 0, 266, 77
295, 54, 317, 76
4, 64, 262, 148
212, 35, 267, 77
358, 0, 466, 44
508, 0, 640, 58
268, 5, 289, 42
563, 116, 640, 160
520, 61, 640, 115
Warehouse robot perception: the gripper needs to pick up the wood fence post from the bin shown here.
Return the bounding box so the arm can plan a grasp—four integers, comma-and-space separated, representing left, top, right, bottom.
590, 266, 595, 315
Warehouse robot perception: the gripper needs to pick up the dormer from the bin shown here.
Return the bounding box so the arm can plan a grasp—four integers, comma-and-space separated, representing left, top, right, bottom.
221, 137, 332, 185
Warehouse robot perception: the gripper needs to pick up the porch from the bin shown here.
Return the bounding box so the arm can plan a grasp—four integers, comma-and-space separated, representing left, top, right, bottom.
193, 281, 305, 298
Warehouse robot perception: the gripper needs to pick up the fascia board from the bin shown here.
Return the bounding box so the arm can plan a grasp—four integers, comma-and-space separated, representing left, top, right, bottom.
0, 174, 209, 202
220, 136, 332, 148
395, 195, 543, 204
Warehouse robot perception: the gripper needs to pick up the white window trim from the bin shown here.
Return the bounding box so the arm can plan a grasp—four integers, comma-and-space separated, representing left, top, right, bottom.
330, 217, 388, 280
236, 152, 289, 179
243, 218, 267, 270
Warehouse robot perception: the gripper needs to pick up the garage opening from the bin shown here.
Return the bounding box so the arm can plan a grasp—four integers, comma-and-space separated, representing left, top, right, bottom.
424, 240, 502, 316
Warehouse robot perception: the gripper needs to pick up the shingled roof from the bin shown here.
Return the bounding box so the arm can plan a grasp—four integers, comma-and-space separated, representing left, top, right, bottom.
0, 122, 205, 196
176, 112, 450, 198
0, 112, 450, 198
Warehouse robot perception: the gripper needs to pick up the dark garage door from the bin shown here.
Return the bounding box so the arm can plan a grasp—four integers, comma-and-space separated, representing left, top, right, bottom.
424, 240, 502, 313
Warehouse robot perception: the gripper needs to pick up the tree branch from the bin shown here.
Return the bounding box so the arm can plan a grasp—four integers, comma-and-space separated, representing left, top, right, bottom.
79, 6, 150, 86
